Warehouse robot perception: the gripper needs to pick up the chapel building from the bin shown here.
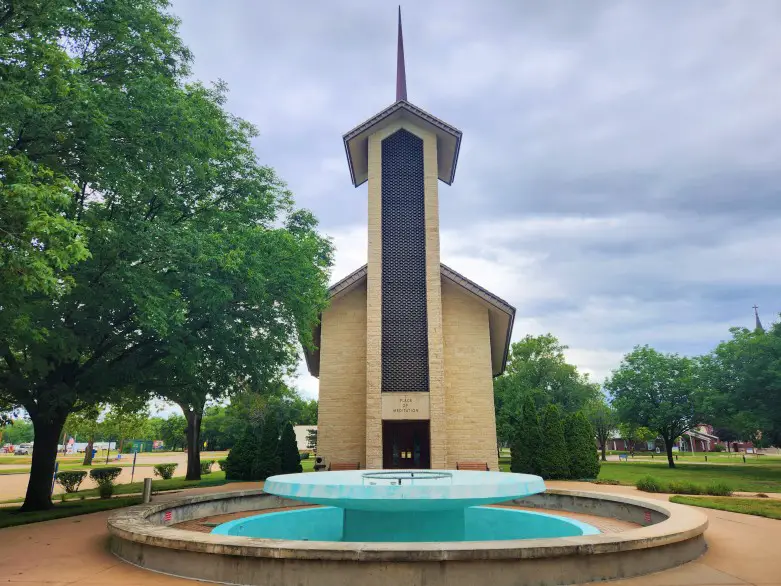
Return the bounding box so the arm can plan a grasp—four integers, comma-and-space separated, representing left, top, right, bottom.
303, 11, 515, 471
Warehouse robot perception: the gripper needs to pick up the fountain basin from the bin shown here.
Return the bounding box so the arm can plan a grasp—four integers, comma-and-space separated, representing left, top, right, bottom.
212, 505, 599, 542
108, 488, 709, 586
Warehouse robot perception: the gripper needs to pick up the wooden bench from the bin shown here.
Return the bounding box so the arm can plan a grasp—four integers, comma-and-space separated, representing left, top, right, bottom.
456, 461, 489, 471
329, 462, 360, 471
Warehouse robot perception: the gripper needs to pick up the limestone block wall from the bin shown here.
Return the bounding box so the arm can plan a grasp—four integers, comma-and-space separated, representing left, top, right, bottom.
365, 120, 446, 469
442, 279, 499, 470
316, 284, 367, 468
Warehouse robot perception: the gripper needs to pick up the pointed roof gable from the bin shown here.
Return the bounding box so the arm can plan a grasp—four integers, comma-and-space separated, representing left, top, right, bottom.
343, 101, 462, 187
303, 264, 515, 378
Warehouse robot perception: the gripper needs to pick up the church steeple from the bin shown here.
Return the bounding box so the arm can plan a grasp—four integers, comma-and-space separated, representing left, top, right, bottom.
342, 8, 462, 187
753, 305, 765, 332
396, 6, 407, 102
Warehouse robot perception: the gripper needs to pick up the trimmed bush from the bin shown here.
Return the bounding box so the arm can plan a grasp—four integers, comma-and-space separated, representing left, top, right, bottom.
567, 412, 600, 480
200, 460, 214, 474
668, 481, 703, 495
706, 482, 733, 497
217, 458, 228, 472
299, 452, 310, 460
153, 463, 178, 480
511, 395, 543, 475
635, 475, 665, 493
56, 470, 87, 493
253, 412, 281, 480
89, 467, 122, 499
711, 444, 724, 452
225, 426, 259, 481
539, 404, 570, 480
280, 422, 303, 474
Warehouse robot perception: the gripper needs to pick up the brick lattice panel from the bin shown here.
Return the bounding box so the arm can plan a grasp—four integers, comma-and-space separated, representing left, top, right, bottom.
381, 129, 429, 392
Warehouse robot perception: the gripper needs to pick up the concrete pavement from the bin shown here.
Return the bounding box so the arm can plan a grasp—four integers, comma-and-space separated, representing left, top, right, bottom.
0, 481, 779, 585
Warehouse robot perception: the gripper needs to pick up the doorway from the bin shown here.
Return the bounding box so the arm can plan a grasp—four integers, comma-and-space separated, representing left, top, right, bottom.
382, 420, 430, 469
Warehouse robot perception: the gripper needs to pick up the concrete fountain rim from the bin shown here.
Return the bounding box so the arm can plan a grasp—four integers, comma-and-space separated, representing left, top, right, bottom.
107, 487, 708, 562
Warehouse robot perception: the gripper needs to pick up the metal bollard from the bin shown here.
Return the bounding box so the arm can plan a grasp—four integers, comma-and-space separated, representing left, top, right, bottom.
142, 478, 153, 503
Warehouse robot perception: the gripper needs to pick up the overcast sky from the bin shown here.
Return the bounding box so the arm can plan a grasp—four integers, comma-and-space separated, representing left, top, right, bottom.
170, 0, 780, 398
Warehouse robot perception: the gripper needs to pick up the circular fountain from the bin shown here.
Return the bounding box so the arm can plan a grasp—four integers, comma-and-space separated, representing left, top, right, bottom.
215, 470, 597, 542
108, 474, 709, 586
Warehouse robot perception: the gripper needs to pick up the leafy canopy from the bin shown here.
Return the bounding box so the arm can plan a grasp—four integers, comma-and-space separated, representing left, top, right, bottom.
606, 345, 708, 466
494, 334, 599, 445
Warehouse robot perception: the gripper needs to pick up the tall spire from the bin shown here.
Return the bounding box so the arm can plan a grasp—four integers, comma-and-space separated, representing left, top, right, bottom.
396, 6, 407, 102
753, 304, 765, 332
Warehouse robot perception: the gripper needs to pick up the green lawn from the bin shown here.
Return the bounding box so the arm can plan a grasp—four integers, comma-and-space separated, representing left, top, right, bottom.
0, 462, 157, 475
76, 470, 230, 499
670, 495, 781, 520
618, 453, 781, 465
598, 461, 781, 493
497, 453, 781, 493
0, 471, 231, 505
0, 497, 142, 528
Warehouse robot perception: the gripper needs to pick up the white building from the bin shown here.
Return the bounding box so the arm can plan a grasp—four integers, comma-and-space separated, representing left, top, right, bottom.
294, 426, 316, 452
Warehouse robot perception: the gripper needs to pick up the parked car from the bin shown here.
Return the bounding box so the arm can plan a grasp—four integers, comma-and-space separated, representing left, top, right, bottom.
15, 443, 33, 455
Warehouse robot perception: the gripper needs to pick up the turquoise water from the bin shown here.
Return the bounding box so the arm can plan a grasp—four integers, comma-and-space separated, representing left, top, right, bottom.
212, 506, 599, 543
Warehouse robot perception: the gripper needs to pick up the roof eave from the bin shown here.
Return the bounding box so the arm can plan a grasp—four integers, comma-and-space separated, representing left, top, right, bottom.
342, 100, 462, 188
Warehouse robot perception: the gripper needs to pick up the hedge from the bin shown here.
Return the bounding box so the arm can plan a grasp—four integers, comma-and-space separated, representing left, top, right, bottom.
153, 463, 178, 480
56, 470, 87, 493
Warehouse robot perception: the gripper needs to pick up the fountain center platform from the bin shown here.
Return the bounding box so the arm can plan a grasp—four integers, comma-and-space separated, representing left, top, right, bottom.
214, 470, 596, 542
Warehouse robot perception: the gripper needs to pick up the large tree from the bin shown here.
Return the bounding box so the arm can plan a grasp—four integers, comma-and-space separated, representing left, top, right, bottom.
64, 403, 103, 465
158, 415, 187, 452
704, 324, 781, 446
617, 422, 657, 456
606, 346, 708, 468
0, 155, 89, 309
585, 398, 618, 462
494, 334, 600, 447
148, 202, 331, 480
102, 404, 149, 454
567, 412, 600, 479
539, 404, 570, 480
0, 1, 331, 509
510, 395, 543, 475
279, 421, 303, 474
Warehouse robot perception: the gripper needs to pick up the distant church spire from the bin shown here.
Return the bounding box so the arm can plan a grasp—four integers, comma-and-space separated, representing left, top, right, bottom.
396, 6, 407, 102
753, 305, 765, 332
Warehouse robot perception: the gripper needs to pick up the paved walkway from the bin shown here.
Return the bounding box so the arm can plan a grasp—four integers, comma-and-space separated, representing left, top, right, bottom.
0, 481, 779, 585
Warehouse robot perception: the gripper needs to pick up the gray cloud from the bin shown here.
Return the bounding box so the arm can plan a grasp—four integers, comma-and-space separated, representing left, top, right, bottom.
170, 0, 781, 395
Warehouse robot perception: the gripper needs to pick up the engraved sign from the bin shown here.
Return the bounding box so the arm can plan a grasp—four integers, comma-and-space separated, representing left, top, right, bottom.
381, 393, 430, 420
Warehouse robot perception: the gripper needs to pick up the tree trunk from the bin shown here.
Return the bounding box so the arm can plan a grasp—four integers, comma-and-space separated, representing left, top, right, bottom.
600, 442, 607, 462
183, 406, 203, 481
665, 438, 675, 468
82, 437, 94, 466
22, 411, 67, 511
